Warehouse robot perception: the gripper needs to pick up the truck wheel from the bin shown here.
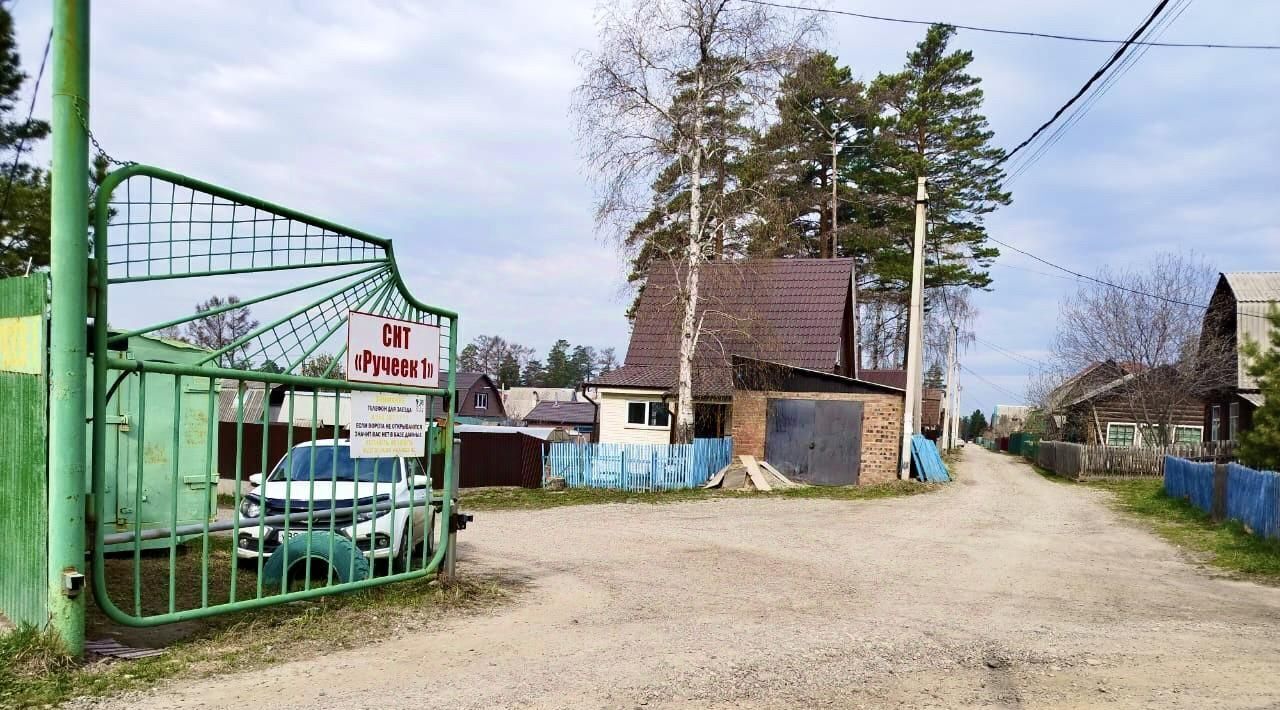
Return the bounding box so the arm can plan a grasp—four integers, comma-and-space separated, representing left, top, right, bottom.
394, 513, 436, 573
261, 531, 371, 589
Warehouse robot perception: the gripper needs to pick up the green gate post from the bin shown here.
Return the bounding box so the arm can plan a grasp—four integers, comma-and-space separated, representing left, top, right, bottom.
48, 0, 91, 655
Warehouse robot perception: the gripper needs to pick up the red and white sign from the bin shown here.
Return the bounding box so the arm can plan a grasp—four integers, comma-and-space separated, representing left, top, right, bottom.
345, 311, 441, 388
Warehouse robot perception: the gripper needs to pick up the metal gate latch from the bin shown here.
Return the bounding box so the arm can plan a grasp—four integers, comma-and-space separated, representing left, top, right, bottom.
449, 512, 474, 532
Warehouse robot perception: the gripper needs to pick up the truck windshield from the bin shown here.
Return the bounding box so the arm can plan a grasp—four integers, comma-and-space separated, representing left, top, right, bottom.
269, 445, 399, 483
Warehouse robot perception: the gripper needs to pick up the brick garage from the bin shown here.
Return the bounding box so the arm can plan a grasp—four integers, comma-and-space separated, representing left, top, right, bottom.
731, 357, 905, 486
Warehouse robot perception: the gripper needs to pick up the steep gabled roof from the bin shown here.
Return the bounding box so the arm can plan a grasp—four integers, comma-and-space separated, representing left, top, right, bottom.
1211, 272, 1280, 390
595, 258, 853, 397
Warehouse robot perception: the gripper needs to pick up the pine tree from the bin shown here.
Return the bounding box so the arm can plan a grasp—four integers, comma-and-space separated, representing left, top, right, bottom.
924, 362, 945, 388
965, 408, 988, 439
496, 353, 521, 389
1238, 309, 1280, 470
521, 359, 545, 387
746, 51, 870, 260
623, 58, 757, 318
544, 339, 573, 387
0, 7, 52, 277
860, 24, 1008, 296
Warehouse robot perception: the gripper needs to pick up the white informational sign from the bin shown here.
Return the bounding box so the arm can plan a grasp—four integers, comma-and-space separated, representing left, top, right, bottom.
349, 390, 428, 459
345, 310, 441, 388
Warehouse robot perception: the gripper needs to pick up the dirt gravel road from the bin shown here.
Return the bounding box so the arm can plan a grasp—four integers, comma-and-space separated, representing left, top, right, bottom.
107, 447, 1280, 709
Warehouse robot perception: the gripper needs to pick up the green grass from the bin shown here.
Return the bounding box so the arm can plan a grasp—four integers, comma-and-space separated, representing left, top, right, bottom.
1027, 463, 1280, 582
461, 479, 936, 511
1, 570, 515, 709
1093, 478, 1280, 581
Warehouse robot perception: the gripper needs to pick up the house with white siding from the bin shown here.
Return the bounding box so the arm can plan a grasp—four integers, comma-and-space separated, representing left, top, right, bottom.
589, 259, 868, 444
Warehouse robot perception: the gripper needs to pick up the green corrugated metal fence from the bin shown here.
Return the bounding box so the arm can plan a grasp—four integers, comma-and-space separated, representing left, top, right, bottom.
0, 274, 49, 627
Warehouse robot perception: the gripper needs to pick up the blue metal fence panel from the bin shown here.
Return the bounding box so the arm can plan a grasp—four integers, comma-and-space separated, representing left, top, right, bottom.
544, 437, 732, 491
911, 435, 950, 482
1163, 456, 1215, 512
1226, 463, 1280, 539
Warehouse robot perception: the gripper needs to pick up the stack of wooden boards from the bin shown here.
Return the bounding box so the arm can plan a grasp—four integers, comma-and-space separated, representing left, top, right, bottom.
703, 455, 805, 491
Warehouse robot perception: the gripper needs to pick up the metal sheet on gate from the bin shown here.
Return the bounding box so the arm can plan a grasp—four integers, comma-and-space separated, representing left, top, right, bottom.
811, 400, 862, 485
765, 399, 814, 480
765, 398, 862, 486
0, 274, 48, 627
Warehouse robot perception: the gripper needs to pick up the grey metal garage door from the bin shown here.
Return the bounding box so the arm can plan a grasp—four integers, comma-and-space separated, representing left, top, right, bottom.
765, 398, 863, 485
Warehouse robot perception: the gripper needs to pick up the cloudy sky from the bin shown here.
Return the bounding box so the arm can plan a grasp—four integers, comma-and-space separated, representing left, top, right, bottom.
11, 1, 1280, 416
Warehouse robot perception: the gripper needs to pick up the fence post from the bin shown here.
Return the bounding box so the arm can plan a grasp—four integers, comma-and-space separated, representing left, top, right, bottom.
1212, 463, 1229, 523
47, 0, 92, 656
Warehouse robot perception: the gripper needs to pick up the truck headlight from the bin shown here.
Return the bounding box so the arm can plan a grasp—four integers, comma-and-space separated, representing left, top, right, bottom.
240, 499, 261, 518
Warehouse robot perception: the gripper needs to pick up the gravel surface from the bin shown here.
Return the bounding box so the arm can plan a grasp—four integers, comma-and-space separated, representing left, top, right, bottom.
93, 447, 1280, 709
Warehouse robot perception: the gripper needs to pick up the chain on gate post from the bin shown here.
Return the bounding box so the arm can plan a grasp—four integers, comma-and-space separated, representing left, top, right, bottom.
48, 0, 91, 655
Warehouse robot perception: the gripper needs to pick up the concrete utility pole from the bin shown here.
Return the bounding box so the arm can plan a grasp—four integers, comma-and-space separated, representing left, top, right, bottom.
942, 326, 957, 450
48, 0, 91, 655
898, 177, 928, 480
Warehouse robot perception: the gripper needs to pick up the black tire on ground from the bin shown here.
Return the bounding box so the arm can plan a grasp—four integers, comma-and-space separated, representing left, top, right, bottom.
260, 531, 371, 588
394, 513, 436, 573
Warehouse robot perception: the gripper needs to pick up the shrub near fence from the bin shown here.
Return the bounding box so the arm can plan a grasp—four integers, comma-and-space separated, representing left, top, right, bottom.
1164, 457, 1280, 540
544, 437, 733, 491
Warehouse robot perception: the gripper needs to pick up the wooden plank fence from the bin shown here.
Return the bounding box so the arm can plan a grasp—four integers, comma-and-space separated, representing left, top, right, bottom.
543, 437, 733, 491
1035, 440, 1236, 481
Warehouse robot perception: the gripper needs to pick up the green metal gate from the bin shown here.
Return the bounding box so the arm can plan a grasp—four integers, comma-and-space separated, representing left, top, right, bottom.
88, 165, 457, 627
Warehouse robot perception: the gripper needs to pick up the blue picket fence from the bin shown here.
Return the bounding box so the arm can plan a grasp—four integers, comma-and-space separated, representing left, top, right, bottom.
1163, 456, 1280, 539
544, 437, 733, 491
1163, 456, 1215, 512
1225, 463, 1280, 539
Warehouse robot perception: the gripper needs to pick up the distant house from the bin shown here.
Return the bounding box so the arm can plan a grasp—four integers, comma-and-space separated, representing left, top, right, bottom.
432, 372, 506, 424
590, 259, 862, 444
501, 387, 579, 424
524, 400, 597, 437
1042, 361, 1203, 446
988, 404, 1031, 438
1201, 272, 1280, 442
921, 387, 946, 438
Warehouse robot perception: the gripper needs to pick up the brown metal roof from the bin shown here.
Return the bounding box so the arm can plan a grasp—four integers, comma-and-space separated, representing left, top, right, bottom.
595, 259, 853, 397
525, 400, 597, 425
860, 368, 907, 390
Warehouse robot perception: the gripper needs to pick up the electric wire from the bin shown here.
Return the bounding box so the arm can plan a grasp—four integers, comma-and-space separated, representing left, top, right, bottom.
738, 0, 1280, 49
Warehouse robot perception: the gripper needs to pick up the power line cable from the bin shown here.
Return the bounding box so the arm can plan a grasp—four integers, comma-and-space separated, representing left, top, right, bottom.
997, 0, 1173, 167
960, 363, 1025, 401
973, 336, 1050, 369
1005, 0, 1192, 183
738, 0, 1280, 49
0, 26, 50, 225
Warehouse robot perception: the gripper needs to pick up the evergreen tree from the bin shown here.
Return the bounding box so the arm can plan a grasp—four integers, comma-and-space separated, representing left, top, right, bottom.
623, 58, 757, 318
924, 362, 945, 388
458, 343, 481, 373
965, 408, 989, 439
0, 7, 52, 277
860, 24, 1008, 297
1238, 309, 1280, 470
521, 359, 545, 387
570, 345, 597, 385
496, 353, 521, 389
745, 51, 870, 260
258, 359, 284, 374
544, 339, 573, 387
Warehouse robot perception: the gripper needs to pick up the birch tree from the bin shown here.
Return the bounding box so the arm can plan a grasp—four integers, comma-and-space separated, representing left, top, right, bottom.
574, 0, 816, 441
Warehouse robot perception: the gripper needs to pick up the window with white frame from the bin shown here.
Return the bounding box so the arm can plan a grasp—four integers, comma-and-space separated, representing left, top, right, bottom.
626, 401, 669, 427
1229, 402, 1239, 440
474, 392, 488, 410
1211, 405, 1221, 440
1174, 426, 1203, 445
1106, 423, 1136, 447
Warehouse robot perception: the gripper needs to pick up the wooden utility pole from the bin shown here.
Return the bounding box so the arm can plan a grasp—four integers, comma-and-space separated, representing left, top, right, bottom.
899, 177, 928, 480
